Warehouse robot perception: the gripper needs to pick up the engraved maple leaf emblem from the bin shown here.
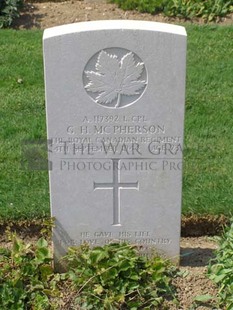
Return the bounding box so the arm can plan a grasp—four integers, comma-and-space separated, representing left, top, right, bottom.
84, 50, 146, 108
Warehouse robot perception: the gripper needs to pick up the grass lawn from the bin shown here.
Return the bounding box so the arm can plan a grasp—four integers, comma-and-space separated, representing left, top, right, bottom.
0, 25, 232, 220
184, 25, 233, 215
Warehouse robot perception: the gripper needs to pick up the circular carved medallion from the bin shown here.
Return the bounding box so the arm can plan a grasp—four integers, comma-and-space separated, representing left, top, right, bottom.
83, 48, 147, 109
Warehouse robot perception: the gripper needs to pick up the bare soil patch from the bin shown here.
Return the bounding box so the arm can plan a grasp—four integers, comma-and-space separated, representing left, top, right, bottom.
13, 0, 233, 29
174, 237, 219, 310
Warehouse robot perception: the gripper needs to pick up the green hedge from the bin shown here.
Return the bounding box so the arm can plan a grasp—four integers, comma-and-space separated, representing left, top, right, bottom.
208, 220, 233, 309
109, 0, 233, 21
0, 0, 23, 28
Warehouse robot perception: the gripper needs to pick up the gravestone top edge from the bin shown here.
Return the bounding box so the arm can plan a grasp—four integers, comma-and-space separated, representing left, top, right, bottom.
43, 20, 186, 40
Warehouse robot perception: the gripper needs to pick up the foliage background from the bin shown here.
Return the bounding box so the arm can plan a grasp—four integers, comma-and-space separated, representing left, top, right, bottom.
109, 0, 233, 21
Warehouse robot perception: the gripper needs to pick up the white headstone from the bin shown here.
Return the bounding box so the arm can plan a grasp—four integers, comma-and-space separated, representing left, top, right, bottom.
43, 20, 186, 268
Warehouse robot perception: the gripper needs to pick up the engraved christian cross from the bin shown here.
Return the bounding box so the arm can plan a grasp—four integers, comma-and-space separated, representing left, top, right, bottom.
94, 159, 139, 226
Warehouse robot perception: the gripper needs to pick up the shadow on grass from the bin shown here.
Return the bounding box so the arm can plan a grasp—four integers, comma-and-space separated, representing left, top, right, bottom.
12, 3, 45, 29
180, 247, 215, 267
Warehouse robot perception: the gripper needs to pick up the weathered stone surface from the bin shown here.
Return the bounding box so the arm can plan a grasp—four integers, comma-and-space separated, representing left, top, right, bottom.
43, 20, 186, 266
